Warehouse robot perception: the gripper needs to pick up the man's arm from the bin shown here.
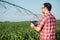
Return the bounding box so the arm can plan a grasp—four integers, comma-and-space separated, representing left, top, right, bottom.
30, 17, 45, 32
33, 26, 41, 32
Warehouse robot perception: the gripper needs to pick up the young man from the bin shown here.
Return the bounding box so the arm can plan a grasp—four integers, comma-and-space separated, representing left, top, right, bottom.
30, 3, 56, 40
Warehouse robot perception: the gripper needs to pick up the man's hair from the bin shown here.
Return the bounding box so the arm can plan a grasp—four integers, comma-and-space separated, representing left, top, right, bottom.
44, 2, 52, 11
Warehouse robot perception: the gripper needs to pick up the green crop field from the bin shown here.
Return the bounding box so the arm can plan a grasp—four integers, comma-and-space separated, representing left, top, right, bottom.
0, 20, 60, 40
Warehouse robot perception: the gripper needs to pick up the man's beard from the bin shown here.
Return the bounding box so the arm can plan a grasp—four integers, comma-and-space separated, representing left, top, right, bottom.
42, 11, 45, 14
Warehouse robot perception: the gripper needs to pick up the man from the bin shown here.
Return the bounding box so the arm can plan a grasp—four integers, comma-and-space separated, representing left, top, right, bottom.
30, 2, 56, 40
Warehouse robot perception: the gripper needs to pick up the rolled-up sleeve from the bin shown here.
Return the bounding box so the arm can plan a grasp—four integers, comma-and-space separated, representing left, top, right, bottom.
37, 16, 45, 31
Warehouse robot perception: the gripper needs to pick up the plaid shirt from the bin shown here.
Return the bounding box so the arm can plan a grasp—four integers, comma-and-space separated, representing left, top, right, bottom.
37, 13, 56, 40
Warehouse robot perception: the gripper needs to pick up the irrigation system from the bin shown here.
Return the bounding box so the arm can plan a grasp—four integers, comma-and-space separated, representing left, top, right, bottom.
0, 0, 41, 20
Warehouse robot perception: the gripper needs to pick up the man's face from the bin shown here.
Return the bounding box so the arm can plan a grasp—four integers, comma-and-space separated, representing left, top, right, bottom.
41, 5, 46, 14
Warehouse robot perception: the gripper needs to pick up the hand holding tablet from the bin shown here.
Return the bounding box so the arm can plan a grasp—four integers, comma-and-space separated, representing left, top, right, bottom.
30, 21, 38, 26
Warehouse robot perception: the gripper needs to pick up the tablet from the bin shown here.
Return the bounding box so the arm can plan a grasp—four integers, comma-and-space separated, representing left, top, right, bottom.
31, 21, 38, 26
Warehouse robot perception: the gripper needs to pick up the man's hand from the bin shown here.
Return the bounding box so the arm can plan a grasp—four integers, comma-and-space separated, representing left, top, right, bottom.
30, 23, 40, 32
30, 23, 35, 28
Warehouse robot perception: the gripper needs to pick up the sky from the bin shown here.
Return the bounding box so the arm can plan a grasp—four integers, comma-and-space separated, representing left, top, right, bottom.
0, 0, 60, 22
